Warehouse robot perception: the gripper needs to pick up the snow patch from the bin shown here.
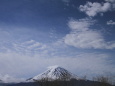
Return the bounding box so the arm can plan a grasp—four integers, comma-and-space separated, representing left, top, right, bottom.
28, 66, 79, 81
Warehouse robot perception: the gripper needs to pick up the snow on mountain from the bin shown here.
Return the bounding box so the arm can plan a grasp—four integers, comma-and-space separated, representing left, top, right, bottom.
28, 65, 79, 81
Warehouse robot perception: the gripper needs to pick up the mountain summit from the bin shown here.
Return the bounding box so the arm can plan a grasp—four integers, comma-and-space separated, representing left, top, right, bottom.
28, 66, 79, 81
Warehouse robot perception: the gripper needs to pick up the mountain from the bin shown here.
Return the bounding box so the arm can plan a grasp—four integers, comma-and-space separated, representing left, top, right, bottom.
28, 66, 79, 81
0, 66, 113, 86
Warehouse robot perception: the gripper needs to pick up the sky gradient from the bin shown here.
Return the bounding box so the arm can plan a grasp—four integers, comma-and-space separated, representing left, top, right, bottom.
0, 0, 115, 83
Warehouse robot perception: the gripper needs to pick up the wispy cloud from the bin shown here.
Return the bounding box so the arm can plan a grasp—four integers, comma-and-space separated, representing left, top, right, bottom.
0, 33, 114, 79
0, 27, 115, 82
105, 0, 115, 8
0, 74, 25, 83
64, 18, 115, 49
13, 40, 47, 54
0, 51, 114, 80
79, 0, 115, 17
107, 20, 115, 25
68, 18, 95, 31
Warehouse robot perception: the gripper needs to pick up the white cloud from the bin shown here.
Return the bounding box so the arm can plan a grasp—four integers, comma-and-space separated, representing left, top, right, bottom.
64, 18, 115, 49
13, 40, 47, 54
68, 18, 95, 31
64, 31, 106, 49
105, 0, 115, 8
22, 40, 35, 44
107, 20, 115, 25
27, 41, 46, 50
0, 74, 25, 83
79, 1, 112, 17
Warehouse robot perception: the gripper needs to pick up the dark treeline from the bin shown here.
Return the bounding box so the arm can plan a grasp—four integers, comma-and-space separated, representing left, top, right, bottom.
36, 79, 113, 86
0, 74, 115, 86
1, 79, 114, 86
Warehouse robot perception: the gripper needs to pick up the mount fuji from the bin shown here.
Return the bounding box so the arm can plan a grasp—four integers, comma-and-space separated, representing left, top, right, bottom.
27, 66, 79, 81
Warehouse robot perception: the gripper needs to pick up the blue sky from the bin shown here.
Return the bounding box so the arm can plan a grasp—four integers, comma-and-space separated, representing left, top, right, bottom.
0, 0, 115, 82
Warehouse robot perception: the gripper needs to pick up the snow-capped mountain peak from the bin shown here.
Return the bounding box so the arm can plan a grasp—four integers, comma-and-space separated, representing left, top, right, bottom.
29, 66, 79, 81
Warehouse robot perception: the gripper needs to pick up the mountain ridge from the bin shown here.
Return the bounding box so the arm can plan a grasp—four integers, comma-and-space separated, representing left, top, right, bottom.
28, 66, 79, 81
